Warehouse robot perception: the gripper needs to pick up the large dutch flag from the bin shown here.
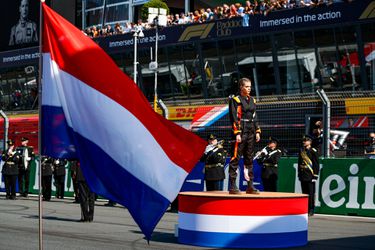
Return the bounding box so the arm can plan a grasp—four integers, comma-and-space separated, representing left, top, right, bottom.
40, 3, 206, 240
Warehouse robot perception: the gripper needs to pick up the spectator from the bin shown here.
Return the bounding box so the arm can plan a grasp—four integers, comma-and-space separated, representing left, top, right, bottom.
114, 23, 123, 34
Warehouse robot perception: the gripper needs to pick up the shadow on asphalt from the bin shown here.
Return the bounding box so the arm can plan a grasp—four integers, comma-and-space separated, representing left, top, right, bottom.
25, 215, 79, 222
149, 231, 178, 244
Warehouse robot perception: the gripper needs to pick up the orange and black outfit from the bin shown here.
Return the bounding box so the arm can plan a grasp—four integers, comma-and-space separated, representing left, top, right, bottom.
228, 95, 261, 194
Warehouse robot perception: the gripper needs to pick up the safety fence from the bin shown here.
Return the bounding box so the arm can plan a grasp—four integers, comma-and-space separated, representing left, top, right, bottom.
161, 90, 375, 158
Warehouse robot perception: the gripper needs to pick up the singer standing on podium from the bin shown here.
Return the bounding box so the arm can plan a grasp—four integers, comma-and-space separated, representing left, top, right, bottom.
228, 78, 261, 194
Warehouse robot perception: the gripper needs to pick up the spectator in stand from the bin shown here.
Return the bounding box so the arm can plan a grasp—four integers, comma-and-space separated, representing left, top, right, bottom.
114, 23, 123, 34
91, 26, 99, 37
187, 12, 194, 23
178, 13, 187, 24
136, 19, 144, 30
215, 6, 225, 19
300, 0, 316, 7
167, 14, 174, 26
258, 0, 270, 16
238, 7, 250, 26
193, 10, 201, 22
245, 1, 255, 15
206, 8, 214, 21
229, 4, 238, 18
123, 22, 132, 33
106, 24, 114, 36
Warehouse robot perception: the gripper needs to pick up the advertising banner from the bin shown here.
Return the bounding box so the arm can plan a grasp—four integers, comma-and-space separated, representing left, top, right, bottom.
95, 0, 375, 53
278, 157, 375, 217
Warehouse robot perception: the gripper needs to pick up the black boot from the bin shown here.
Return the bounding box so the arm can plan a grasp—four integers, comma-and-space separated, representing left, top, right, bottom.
246, 181, 260, 194
229, 178, 241, 195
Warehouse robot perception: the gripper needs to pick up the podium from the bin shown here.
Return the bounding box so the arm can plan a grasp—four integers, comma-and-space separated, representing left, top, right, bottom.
178, 191, 308, 248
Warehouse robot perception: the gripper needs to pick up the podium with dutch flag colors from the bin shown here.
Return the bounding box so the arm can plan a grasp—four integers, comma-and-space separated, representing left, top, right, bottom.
178, 191, 308, 248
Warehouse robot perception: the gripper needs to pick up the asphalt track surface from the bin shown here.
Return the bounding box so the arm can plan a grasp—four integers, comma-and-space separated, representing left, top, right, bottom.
0, 194, 374, 250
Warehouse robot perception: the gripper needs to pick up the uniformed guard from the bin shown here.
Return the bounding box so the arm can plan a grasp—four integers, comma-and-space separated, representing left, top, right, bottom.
200, 134, 227, 191
9, 0, 38, 46
16, 137, 34, 197
256, 137, 282, 192
53, 158, 67, 199
298, 135, 320, 216
228, 77, 261, 194
41, 156, 53, 201
70, 160, 80, 203
1, 140, 19, 200
76, 162, 95, 222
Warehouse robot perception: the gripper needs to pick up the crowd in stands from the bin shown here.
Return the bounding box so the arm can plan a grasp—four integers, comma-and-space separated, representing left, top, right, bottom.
83, 0, 355, 38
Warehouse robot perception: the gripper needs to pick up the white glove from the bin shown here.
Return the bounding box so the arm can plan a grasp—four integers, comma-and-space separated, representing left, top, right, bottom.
204, 145, 214, 154
261, 148, 268, 155
244, 168, 250, 181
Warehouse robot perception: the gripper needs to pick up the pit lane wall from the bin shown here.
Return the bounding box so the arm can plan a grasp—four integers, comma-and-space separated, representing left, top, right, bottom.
0, 157, 374, 217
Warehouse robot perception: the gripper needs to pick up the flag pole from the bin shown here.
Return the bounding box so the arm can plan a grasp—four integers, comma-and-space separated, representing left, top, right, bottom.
38, 1, 45, 250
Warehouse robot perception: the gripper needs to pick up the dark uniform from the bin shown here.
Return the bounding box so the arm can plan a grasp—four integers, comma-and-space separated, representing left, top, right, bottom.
70, 160, 80, 203
53, 158, 67, 199
41, 156, 53, 201
298, 136, 320, 216
228, 94, 261, 194
1, 140, 19, 199
201, 135, 226, 191
16, 137, 34, 197
76, 163, 95, 222
257, 138, 282, 192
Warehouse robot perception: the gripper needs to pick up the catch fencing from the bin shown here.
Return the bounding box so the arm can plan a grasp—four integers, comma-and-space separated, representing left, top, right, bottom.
163, 90, 375, 158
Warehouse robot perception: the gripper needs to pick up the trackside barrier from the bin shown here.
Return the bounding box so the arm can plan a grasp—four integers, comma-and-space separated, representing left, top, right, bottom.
1, 157, 374, 217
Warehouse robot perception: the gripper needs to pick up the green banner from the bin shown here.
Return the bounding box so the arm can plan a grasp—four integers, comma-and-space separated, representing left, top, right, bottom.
28, 158, 75, 197
278, 157, 375, 217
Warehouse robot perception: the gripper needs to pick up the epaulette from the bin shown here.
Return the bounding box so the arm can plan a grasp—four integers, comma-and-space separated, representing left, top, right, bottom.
231, 95, 241, 103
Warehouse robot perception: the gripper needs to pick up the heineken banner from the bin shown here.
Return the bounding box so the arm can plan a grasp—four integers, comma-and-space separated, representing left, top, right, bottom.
278, 158, 375, 217
1, 157, 374, 217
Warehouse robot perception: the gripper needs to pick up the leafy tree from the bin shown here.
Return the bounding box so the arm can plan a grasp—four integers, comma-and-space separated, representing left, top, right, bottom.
140, 0, 169, 21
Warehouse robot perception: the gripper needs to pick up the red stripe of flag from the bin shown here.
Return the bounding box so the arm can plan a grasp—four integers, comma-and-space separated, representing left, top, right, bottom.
42, 4, 206, 172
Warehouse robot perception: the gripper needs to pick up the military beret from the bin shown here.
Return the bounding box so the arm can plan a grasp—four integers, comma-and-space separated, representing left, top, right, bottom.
303, 135, 313, 141
268, 136, 279, 144
207, 134, 217, 140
